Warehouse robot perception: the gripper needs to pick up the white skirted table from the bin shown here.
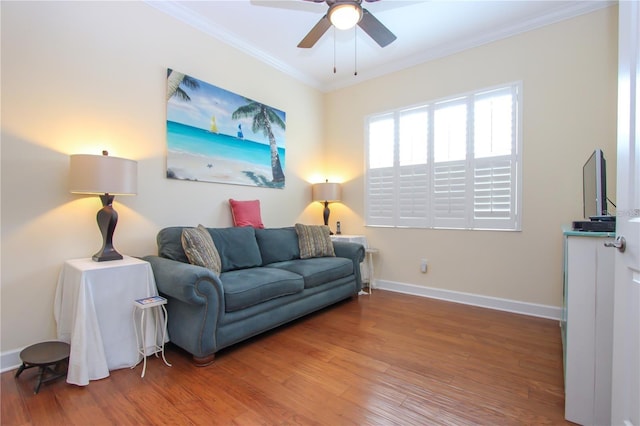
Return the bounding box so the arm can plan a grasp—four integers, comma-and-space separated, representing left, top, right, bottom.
54, 256, 165, 386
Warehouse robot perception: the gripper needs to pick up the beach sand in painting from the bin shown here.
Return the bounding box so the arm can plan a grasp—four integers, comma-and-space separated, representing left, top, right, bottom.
167, 151, 283, 188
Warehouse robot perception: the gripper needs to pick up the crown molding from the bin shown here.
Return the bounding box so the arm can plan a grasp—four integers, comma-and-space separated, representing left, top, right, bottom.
144, 0, 324, 90
146, 0, 615, 93
323, 1, 616, 92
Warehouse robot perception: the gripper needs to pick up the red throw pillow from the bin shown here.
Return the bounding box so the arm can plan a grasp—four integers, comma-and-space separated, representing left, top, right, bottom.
229, 199, 264, 228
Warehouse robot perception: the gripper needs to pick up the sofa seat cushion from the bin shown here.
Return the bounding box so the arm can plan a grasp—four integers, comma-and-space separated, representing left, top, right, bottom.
268, 257, 353, 289
220, 267, 304, 312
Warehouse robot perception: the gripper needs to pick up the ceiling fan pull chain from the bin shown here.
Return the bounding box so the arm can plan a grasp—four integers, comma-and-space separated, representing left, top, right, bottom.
333, 26, 337, 74
354, 25, 358, 76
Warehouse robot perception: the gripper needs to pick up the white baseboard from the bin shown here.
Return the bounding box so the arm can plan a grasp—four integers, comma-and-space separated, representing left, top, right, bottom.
1, 348, 22, 373
374, 279, 562, 320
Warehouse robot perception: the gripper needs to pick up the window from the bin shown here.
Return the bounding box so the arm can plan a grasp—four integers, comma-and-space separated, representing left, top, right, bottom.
365, 83, 521, 231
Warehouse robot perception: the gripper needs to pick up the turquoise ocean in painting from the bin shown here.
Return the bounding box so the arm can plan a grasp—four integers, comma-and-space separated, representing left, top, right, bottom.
167, 121, 285, 169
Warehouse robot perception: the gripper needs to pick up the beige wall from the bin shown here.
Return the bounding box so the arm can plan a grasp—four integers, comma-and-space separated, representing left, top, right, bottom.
0, 1, 324, 357
324, 6, 618, 307
0, 2, 618, 360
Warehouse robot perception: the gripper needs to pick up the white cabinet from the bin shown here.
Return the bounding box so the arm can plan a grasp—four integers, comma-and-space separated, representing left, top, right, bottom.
562, 230, 615, 425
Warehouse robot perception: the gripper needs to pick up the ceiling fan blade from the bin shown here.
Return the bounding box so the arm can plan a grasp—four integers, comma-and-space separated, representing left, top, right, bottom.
297, 15, 331, 48
358, 8, 397, 47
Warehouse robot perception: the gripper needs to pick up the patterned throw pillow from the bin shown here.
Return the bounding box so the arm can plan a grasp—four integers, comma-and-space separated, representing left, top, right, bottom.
181, 224, 222, 276
294, 223, 335, 259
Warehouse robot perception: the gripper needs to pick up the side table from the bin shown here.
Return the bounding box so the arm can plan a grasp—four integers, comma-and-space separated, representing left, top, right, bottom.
330, 234, 378, 295
54, 256, 162, 386
363, 247, 379, 294
132, 296, 171, 378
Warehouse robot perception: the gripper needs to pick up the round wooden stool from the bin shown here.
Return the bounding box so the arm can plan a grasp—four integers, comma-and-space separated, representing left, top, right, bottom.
15, 341, 70, 394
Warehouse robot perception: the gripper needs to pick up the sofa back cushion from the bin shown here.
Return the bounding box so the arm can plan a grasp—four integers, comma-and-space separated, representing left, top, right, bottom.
255, 227, 300, 265
157, 226, 262, 272
157, 227, 189, 263
208, 227, 262, 272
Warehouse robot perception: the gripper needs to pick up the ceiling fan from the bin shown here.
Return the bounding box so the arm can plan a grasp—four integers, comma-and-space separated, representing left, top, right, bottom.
297, 0, 397, 49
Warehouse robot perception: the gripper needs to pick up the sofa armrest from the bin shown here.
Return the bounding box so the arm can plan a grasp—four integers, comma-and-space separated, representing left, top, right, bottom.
143, 255, 225, 358
143, 255, 224, 308
332, 241, 366, 290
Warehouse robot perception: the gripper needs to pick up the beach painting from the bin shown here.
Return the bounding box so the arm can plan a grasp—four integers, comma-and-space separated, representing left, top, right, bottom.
166, 68, 286, 188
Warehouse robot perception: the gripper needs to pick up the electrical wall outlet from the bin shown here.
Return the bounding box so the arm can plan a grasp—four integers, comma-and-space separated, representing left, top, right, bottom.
420, 258, 428, 273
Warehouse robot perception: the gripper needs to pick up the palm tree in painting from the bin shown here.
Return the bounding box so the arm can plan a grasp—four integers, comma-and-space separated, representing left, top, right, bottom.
166, 69, 200, 101
232, 101, 285, 183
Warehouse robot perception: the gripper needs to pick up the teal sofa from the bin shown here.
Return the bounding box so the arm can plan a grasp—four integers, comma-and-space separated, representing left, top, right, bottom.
144, 226, 365, 366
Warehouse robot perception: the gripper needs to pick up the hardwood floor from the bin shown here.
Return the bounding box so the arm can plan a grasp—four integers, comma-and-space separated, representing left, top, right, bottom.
2, 290, 570, 425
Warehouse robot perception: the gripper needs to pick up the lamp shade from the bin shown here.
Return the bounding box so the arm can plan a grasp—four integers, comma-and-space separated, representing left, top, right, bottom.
69, 154, 137, 195
328, 3, 363, 30
312, 181, 341, 202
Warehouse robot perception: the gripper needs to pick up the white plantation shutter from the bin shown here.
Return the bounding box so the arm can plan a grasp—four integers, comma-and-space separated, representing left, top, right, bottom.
366, 113, 395, 226
398, 164, 429, 226
471, 84, 519, 229
473, 156, 517, 229
432, 161, 467, 228
367, 167, 395, 226
366, 82, 521, 231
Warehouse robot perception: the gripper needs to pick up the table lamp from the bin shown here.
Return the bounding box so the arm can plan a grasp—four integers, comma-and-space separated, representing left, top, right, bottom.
312, 179, 342, 234
69, 151, 137, 261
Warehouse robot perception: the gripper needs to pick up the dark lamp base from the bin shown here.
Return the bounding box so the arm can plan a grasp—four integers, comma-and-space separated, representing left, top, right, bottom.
92, 250, 123, 262
323, 200, 334, 234
92, 194, 123, 262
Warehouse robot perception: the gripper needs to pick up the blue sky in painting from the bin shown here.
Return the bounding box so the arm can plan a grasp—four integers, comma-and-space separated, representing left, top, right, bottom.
166, 70, 286, 148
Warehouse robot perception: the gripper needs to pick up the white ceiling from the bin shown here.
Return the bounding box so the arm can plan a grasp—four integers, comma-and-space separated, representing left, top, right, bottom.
146, 0, 613, 92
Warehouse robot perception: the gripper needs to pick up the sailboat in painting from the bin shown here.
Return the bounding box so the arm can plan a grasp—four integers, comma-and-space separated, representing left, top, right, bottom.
210, 115, 218, 133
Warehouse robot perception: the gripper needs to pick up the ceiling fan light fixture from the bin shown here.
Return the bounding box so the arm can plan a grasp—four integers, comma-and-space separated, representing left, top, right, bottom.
328, 3, 363, 30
